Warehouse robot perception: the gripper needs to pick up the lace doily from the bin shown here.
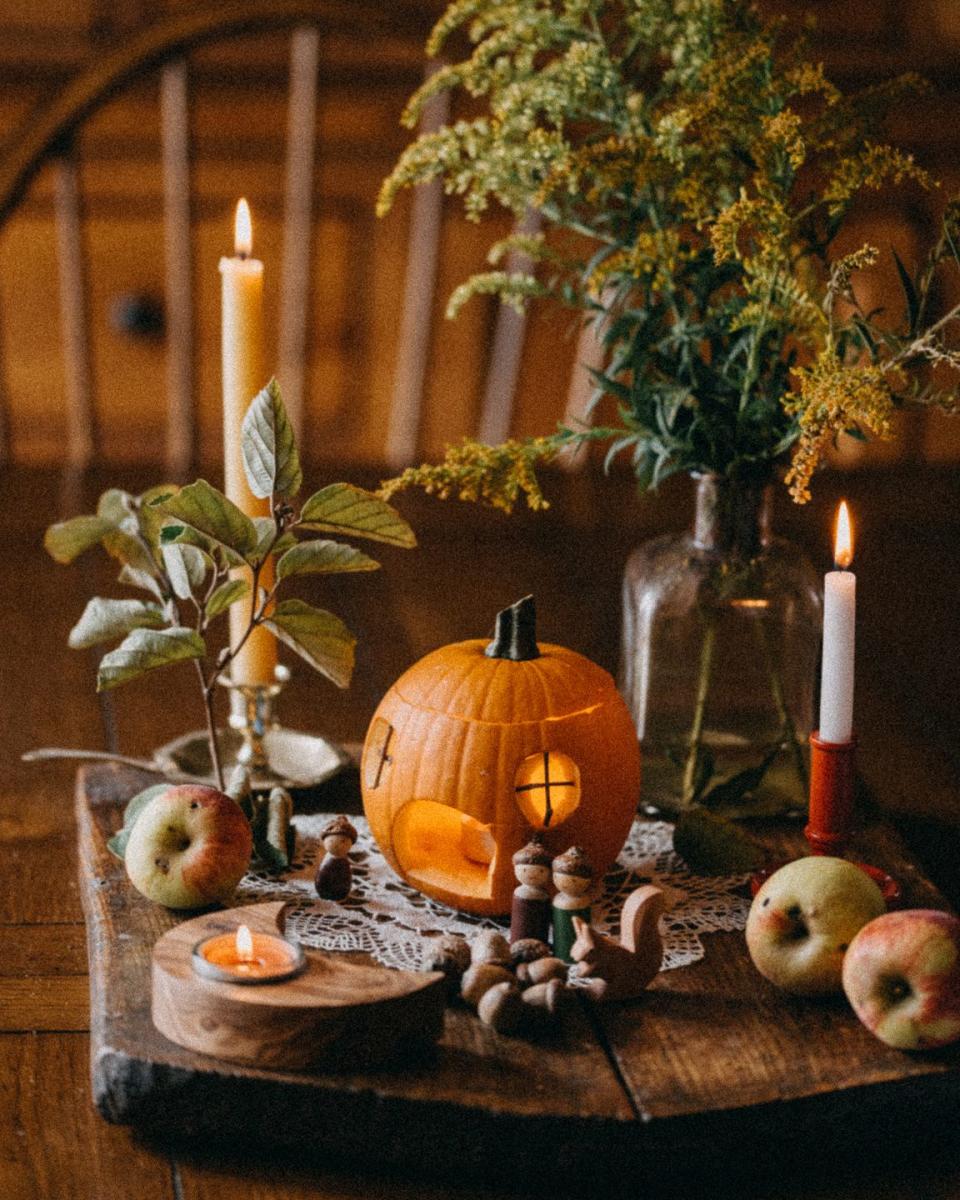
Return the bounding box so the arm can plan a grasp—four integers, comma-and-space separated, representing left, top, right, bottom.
237, 815, 751, 973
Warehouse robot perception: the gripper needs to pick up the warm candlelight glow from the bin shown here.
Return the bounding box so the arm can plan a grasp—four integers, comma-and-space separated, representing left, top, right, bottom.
834, 500, 853, 569
236, 924, 254, 961
234, 198, 253, 257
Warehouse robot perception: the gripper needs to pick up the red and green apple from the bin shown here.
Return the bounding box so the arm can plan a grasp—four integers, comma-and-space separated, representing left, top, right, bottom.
842, 909, 960, 1050
124, 784, 252, 909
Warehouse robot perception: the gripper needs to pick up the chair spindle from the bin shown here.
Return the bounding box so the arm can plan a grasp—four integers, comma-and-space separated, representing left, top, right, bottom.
278, 23, 321, 447
384, 63, 450, 470
160, 57, 194, 478
53, 151, 95, 470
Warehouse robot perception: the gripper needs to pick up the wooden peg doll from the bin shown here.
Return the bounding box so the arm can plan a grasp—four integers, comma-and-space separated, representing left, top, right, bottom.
314, 815, 358, 901
551, 846, 595, 962
570, 885, 665, 1002
510, 836, 553, 944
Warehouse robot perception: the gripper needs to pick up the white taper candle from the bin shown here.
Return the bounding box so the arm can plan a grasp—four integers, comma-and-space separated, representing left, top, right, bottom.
818, 501, 855, 743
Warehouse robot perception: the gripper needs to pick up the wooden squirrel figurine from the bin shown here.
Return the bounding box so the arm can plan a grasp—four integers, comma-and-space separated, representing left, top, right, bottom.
569, 885, 665, 1001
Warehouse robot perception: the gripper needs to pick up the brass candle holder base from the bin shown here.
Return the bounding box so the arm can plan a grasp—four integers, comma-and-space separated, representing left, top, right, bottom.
153, 665, 352, 793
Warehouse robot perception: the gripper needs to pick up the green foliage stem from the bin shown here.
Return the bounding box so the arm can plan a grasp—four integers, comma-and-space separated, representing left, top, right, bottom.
44, 379, 415, 792
379, 0, 960, 508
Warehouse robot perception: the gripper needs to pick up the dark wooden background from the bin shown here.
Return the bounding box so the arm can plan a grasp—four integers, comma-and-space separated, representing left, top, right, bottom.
2, 0, 960, 471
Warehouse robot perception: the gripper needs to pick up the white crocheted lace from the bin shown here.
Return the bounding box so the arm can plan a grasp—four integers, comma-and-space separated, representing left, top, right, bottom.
238, 815, 751, 973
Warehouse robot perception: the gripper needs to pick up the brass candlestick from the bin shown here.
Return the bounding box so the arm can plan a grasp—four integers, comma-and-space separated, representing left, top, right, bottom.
153, 664, 351, 793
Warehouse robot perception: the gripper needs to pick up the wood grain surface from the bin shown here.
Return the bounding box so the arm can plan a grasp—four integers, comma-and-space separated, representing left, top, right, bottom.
78, 759, 960, 1192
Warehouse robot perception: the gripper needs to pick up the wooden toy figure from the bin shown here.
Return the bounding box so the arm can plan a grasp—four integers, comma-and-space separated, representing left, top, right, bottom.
314, 815, 358, 901
510, 837, 553, 944
551, 846, 595, 962
570, 885, 666, 1002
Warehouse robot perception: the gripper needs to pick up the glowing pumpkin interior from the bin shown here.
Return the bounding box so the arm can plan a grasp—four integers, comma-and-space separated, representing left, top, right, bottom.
393, 801, 498, 902
361, 597, 642, 915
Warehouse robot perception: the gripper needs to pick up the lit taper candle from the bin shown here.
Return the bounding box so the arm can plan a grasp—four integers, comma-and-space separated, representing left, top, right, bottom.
219, 199, 277, 688
818, 501, 855, 743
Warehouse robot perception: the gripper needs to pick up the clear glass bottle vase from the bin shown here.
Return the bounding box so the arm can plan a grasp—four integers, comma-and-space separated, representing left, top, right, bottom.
619, 473, 822, 819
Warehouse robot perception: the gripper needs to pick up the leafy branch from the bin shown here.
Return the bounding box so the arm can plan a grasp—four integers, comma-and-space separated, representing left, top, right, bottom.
378, 0, 960, 508
45, 379, 415, 791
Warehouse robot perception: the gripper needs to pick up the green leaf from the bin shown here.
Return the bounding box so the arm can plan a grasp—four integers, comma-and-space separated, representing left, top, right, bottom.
101, 527, 158, 576
299, 483, 416, 548
117, 565, 165, 600
206, 578, 250, 620
138, 483, 179, 550
161, 543, 209, 600
264, 599, 355, 688
97, 627, 206, 692
68, 597, 166, 649
97, 488, 134, 525
44, 516, 113, 564
277, 539, 380, 580
159, 523, 245, 569
672, 807, 766, 875
700, 747, 779, 810
157, 480, 258, 560
106, 783, 169, 860
892, 249, 919, 335
241, 378, 303, 500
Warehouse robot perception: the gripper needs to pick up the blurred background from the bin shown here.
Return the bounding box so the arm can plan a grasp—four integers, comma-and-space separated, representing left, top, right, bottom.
1, 0, 959, 475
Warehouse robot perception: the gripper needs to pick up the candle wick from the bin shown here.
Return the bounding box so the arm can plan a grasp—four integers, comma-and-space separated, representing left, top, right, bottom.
236, 251, 248, 262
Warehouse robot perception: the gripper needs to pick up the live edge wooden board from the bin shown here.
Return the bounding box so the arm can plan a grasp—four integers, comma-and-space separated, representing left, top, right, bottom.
78, 763, 960, 1191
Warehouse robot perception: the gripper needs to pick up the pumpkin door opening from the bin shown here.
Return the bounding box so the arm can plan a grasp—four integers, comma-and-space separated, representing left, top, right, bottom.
514, 751, 581, 829
392, 801, 497, 902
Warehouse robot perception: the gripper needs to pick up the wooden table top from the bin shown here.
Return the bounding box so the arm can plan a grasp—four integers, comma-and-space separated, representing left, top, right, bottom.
3, 461, 960, 1200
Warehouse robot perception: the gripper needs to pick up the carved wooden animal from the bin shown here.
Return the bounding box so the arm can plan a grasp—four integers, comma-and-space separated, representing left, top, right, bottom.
570, 885, 665, 1001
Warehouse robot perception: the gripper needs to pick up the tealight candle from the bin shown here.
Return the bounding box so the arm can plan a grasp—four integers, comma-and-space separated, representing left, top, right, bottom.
192, 924, 305, 985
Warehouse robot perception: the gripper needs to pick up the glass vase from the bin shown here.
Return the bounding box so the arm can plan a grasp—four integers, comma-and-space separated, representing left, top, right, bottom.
619, 473, 822, 819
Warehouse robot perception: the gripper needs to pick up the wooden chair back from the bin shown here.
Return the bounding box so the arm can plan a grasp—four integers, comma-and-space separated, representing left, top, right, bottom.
0, 1, 600, 478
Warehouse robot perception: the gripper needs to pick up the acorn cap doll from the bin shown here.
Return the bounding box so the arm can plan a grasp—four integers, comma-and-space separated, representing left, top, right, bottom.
315, 815, 359, 901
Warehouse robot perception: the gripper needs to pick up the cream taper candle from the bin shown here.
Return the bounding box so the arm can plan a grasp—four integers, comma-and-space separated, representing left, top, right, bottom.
219, 199, 277, 688
818, 500, 855, 744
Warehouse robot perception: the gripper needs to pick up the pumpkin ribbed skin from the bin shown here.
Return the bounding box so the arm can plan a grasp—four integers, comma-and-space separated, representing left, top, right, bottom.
361, 638, 641, 916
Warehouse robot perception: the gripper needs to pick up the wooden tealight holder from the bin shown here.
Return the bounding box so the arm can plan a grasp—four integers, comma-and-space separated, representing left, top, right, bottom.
152, 901, 446, 1070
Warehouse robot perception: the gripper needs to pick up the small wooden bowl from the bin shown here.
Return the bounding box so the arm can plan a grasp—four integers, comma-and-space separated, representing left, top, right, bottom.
152, 901, 446, 1070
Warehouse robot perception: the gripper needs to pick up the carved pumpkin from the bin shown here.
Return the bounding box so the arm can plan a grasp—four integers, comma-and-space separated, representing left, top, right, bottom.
361, 597, 641, 916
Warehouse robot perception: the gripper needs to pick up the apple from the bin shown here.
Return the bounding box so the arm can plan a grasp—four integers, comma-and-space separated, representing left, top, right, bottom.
124, 784, 252, 909
842, 909, 960, 1050
746, 856, 885, 995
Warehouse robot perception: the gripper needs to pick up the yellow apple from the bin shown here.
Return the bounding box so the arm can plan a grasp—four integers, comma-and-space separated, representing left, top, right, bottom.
746, 856, 885, 995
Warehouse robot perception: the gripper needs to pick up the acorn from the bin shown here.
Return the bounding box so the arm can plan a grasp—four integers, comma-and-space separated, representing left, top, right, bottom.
422, 934, 471, 998
461, 962, 514, 1008
509, 938, 552, 966
477, 981, 525, 1035
516, 956, 568, 987
471, 930, 511, 966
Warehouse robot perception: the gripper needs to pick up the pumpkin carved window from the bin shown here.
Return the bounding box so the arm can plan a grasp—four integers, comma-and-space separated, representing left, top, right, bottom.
364, 718, 394, 790
514, 751, 581, 829
392, 801, 497, 902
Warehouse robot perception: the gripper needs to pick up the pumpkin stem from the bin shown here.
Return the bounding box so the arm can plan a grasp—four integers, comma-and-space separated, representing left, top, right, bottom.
485, 595, 540, 661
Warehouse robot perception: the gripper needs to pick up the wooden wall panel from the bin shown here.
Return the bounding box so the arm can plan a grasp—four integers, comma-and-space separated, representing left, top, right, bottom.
0, 1, 958, 470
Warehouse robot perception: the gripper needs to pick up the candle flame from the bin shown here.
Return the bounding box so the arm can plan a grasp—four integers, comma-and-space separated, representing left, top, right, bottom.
235, 924, 254, 961
834, 500, 853, 569
234, 198, 253, 257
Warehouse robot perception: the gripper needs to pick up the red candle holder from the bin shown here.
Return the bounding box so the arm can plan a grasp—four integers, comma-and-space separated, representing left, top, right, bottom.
805, 730, 857, 856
